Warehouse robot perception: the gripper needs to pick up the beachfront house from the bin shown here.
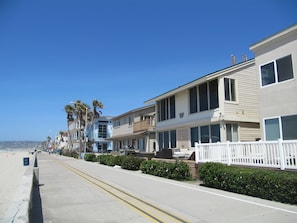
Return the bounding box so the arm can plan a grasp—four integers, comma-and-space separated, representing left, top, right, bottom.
68, 119, 81, 152
88, 116, 113, 153
108, 104, 156, 153
250, 24, 297, 141
145, 57, 261, 158
193, 24, 297, 170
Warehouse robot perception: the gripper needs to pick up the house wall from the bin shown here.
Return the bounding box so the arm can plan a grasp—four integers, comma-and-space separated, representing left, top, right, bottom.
176, 127, 190, 149
156, 90, 219, 132
238, 122, 261, 141
133, 106, 155, 123
113, 105, 155, 137
112, 116, 133, 136
221, 63, 260, 123
154, 61, 261, 151
251, 26, 297, 139
111, 105, 156, 152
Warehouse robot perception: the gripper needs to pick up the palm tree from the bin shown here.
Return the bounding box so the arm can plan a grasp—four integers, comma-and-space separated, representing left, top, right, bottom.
65, 100, 93, 155
74, 100, 91, 130
65, 104, 75, 122
92, 99, 104, 118
47, 136, 52, 152
64, 104, 76, 150
64, 100, 104, 154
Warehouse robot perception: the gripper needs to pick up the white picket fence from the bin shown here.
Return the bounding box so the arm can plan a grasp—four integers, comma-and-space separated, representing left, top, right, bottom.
195, 139, 297, 170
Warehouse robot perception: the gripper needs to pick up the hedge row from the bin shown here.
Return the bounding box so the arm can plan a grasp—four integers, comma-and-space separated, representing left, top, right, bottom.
199, 162, 297, 204
140, 160, 192, 181
84, 153, 97, 162
96, 154, 144, 171
62, 150, 79, 159
85, 154, 192, 181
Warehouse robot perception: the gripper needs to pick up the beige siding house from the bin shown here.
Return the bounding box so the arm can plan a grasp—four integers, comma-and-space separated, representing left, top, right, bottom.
145, 59, 261, 154
250, 24, 297, 141
109, 104, 156, 153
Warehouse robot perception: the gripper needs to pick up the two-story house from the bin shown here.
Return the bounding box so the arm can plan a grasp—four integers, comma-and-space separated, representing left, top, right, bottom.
250, 24, 297, 141
109, 104, 156, 153
68, 119, 81, 152
145, 58, 261, 154
88, 116, 113, 153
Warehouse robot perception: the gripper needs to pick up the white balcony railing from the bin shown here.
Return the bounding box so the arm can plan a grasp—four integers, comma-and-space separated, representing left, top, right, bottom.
195, 139, 297, 170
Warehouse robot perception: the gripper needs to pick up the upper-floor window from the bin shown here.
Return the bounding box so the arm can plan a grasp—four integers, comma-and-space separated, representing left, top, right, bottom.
128, 115, 133, 126
260, 55, 294, 87
113, 120, 120, 127
122, 117, 127, 125
224, 78, 236, 101
189, 79, 219, 114
189, 87, 198, 113
157, 96, 175, 122
98, 124, 107, 138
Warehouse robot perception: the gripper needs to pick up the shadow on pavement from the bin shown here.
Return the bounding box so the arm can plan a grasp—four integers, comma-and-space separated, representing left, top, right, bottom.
30, 184, 44, 223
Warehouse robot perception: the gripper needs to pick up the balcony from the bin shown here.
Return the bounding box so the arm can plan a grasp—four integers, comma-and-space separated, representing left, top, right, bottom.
133, 119, 155, 133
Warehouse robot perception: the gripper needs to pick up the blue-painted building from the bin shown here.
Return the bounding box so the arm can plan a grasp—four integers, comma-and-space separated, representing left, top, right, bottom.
87, 116, 113, 153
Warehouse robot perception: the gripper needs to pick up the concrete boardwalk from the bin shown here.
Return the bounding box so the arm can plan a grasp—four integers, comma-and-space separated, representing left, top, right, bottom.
32, 152, 297, 223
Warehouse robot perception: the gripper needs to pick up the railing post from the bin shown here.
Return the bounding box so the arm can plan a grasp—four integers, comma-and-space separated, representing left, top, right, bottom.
227, 141, 231, 166
279, 138, 285, 170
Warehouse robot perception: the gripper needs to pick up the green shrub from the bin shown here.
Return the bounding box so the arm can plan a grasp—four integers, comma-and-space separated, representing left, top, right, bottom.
199, 162, 297, 204
61, 150, 78, 159
97, 154, 116, 166
114, 155, 126, 166
140, 160, 191, 180
84, 153, 97, 162
140, 160, 162, 176
121, 156, 145, 171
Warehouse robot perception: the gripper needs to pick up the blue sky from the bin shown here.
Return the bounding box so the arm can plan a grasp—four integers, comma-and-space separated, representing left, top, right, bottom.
0, 0, 296, 141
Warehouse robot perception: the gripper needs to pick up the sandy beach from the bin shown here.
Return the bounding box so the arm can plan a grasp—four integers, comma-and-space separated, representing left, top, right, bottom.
0, 151, 34, 219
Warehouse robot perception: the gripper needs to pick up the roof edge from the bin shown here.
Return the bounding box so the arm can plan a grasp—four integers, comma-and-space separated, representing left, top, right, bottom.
250, 23, 297, 51
144, 58, 255, 104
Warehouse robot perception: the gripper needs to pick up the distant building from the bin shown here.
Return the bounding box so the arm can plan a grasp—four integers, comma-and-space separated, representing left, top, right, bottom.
55, 131, 68, 150
109, 104, 156, 153
68, 119, 81, 152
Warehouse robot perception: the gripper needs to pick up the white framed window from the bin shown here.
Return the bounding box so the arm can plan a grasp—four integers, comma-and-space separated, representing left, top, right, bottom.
224, 78, 236, 101
128, 115, 133, 126
226, 123, 238, 142
264, 114, 297, 140
260, 55, 294, 87
158, 130, 176, 149
157, 96, 176, 122
189, 79, 219, 114
190, 124, 221, 145
281, 115, 297, 140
